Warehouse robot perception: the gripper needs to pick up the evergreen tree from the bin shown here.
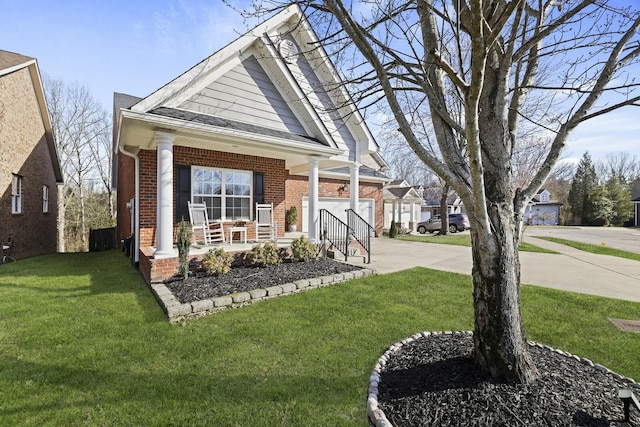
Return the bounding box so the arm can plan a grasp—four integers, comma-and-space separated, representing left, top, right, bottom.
585, 186, 613, 226
606, 177, 633, 226
568, 152, 599, 225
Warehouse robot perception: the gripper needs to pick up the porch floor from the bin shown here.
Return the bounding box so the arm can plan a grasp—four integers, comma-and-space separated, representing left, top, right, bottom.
152, 232, 307, 259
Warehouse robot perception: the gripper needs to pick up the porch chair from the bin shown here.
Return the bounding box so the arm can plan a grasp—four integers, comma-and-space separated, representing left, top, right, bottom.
255, 203, 278, 241
187, 202, 225, 245
2, 239, 15, 263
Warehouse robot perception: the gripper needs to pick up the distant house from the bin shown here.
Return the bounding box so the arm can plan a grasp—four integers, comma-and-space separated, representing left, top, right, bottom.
632, 179, 640, 227
524, 189, 562, 225
383, 180, 423, 231
112, 5, 389, 283
421, 186, 465, 221
0, 50, 63, 259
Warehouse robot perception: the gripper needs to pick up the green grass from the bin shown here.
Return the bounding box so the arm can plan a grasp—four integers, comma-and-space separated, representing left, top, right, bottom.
398, 232, 558, 253
533, 236, 640, 261
1, 251, 639, 425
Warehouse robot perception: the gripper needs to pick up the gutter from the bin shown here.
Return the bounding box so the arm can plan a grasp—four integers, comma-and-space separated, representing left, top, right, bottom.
118, 143, 140, 267
120, 109, 343, 157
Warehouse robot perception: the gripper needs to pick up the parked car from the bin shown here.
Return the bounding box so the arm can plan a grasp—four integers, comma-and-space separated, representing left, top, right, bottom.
417, 213, 470, 234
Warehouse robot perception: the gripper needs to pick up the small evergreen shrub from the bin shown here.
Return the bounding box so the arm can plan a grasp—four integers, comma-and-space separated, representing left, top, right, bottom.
285, 206, 298, 227
249, 242, 281, 266
290, 235, 318, 262
176, 218, 192, 279
389, 219, 398, 238
203, 248, 233, 276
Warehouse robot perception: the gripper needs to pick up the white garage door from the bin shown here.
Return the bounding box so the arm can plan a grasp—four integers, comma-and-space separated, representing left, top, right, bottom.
302, 197, 375, 233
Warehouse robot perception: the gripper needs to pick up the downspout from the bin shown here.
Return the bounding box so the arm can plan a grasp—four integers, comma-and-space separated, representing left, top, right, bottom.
119, 146, 140, 266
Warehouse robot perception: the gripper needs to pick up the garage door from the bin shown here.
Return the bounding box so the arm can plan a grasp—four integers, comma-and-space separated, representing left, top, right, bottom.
302, 197, 375, 233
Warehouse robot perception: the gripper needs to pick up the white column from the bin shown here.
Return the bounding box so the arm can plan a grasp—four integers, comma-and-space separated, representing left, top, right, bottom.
308, 156, 320, 242
409, 201, 415, 231
349, 163, 360, 212
396, 199, 403, 228
155, 131, 175, 256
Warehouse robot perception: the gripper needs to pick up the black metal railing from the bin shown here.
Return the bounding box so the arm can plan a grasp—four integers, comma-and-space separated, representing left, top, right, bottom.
319, 209, 350, 261
346, 209, 373, 264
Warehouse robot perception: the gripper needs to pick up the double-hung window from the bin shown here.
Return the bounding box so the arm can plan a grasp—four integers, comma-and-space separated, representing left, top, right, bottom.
11, 174, 22, 214
43, 185, 49, 213
192, 167, 251, 221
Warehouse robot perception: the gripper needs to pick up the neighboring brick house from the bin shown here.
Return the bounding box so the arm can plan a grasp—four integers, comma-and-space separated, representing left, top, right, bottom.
0, 50, 63, 259
112, 5, 389, 282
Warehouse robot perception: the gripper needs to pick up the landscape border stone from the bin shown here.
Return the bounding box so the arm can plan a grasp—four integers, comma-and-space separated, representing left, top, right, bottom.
367, 330, 640, 427
149, 263, 374, 322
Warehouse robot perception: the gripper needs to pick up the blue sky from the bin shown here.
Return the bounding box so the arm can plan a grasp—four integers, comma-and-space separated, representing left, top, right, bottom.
2, 0, 638, 163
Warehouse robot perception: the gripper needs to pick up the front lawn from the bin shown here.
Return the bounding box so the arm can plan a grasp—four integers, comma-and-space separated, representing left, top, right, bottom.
533, 235, 640, 261
1, 251, 638, 425
398, 232, 558, 253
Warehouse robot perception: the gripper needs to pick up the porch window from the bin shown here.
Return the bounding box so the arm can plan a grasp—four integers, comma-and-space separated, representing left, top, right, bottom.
192, 167, 251, 221
11, 174, 22, 214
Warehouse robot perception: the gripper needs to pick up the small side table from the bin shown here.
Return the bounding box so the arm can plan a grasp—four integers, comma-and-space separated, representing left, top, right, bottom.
227, 226, 247, 244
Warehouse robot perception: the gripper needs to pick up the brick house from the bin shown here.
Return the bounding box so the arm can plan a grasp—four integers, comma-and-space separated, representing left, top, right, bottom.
112, 5, 389, 282
0, 50, 63, 259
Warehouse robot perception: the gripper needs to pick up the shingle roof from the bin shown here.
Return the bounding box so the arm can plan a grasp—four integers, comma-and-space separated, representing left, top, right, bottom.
0, 49, 33, 72
149, 107, 328, 147
113, 92, 141, 112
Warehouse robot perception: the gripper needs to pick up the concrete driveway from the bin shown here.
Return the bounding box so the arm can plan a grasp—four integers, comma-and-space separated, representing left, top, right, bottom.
350, 228, 640, 302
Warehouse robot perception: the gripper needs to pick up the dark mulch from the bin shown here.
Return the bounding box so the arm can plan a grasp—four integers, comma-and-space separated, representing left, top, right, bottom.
377, 333, 639, 426
165, 258, 362, 304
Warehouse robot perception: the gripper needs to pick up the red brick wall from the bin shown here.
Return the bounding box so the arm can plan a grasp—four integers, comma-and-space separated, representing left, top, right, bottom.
122, 147, 288, 248
0, 66, 59, 259
116, 154, 136, 247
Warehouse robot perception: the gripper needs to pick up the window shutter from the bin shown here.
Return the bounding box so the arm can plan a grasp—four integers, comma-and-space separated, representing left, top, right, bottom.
176, 165, 191, 223
254, 172, 265, 205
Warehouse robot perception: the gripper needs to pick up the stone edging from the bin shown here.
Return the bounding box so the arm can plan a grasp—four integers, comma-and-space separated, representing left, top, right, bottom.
150, 266, 374, 322
367, 330, 640, 427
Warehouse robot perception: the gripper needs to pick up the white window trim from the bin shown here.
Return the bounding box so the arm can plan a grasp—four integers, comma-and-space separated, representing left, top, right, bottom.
11, 174, 22, 214
43, 185, 49, 213
191, 166, 253, 221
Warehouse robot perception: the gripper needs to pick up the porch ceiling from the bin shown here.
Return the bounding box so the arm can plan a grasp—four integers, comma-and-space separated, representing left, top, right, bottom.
118, 109, 347, 171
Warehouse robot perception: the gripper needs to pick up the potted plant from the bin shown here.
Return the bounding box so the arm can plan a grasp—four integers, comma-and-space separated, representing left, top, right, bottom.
286, 206, 298, 232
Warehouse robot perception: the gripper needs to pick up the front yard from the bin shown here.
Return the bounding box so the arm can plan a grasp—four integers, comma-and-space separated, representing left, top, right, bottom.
1, 250, 639, 425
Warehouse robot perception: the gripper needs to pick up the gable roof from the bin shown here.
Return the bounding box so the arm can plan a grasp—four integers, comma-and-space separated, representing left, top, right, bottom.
114, 4, 386, 172
0, 50, 63, 183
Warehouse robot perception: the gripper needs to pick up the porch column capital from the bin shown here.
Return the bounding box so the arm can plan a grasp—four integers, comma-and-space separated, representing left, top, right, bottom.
155, 131, 175, 257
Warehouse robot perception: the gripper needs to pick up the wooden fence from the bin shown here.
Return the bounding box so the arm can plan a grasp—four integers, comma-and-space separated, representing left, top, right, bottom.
89, 227, 117, 252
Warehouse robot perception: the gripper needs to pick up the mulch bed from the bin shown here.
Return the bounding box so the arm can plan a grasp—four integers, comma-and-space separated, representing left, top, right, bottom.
164, 257, 362, 304
377, 333, 639, 426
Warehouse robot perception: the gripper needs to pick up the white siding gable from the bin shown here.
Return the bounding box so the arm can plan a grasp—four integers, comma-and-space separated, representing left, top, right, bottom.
283, 38, 357, 159
179, 55, 307, 135
539, 190, 550, 202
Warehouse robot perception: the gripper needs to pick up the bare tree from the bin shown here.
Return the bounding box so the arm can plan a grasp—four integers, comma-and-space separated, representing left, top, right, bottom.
44, 75, 113, 251
596, 151, 640, 184
241, 1, 640, 382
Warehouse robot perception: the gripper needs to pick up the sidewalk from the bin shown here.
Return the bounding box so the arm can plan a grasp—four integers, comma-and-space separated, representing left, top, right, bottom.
347, 234, 640, 303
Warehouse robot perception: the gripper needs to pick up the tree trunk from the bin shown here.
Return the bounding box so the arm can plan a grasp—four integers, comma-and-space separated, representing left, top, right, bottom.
470, 197, 539, 383
439, 183, 450, 235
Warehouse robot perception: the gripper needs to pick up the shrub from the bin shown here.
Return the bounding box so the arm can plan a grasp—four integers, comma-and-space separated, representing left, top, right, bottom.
285, 206, 298, 226
389, 219, 398, 238
203, 248, 233, 276
249, 242, 281, 266
176, 218, 192, 279
290, 235, 318, 262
